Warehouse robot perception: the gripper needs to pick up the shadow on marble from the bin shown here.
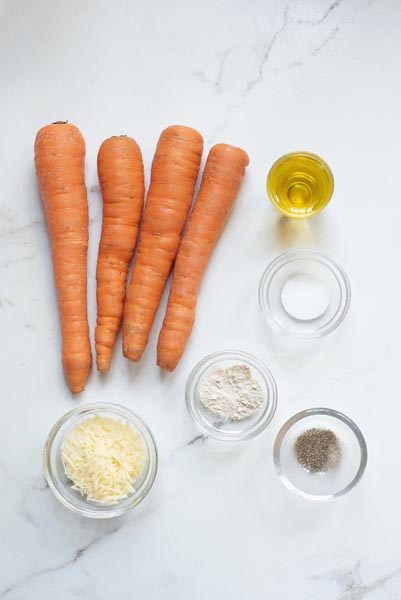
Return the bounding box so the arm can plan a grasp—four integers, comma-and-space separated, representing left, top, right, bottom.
270, 210, 331, 252
261, 469, 340, 535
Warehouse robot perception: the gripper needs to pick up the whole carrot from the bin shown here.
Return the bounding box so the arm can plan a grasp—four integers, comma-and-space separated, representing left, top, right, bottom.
122, 125, 203, 362
157, 143, 249, 372
34, 122, 92, 393
95, 136, 145, 371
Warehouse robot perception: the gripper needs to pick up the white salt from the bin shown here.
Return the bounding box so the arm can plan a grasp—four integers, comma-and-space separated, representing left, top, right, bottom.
281, 275, 330, 321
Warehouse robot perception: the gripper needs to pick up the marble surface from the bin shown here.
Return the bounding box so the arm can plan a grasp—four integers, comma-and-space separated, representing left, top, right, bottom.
1, 0, 401, 597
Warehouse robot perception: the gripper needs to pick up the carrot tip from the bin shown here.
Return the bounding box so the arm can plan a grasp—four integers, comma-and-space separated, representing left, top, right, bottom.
122, 345, 142, 362
63, 355, 92, 394
96, 357, 111, 372
157, 357, 176, 372
68, 375, 90, 395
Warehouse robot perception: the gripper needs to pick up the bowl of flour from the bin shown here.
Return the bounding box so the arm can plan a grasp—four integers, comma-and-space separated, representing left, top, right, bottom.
185, 350, 278, 441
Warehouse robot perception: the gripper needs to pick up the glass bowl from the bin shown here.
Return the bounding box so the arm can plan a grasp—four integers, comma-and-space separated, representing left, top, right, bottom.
186, 350, 278, 441
259, 249, 351, 338
44, 403, 158, 518
273, 408, 367, 501
267, 151, 334, 219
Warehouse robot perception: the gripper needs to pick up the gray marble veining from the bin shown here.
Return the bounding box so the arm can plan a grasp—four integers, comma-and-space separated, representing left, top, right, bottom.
1, 0, 400, 598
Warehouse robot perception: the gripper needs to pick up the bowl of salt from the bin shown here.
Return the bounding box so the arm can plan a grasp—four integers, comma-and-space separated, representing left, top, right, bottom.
258, 249, 351, 339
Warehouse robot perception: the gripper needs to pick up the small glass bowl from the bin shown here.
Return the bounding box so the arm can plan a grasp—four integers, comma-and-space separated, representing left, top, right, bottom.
186, 350, 278, 441
267, 151, 334, 219
44, 403, 158, 518
273, 408, 367, 501
259, 249, 351, 338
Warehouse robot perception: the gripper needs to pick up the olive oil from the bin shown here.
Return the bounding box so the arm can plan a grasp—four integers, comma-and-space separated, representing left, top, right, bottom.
267, 152, 334, 219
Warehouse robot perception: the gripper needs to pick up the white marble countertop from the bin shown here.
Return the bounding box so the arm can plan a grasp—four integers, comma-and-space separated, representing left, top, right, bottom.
2, 0, 401, 598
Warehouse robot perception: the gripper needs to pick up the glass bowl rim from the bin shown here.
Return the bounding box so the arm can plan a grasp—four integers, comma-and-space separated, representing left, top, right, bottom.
273, 407, 368, 501
267, 150, 335, 180
258, 248, 351, 339
43, 402, 158, 519
185, 349, 278, 441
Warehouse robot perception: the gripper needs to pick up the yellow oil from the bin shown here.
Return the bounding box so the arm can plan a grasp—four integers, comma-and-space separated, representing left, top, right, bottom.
267, 152, 334, 219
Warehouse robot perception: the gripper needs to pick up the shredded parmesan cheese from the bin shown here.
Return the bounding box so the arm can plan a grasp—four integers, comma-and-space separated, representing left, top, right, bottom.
61, 415, 145, 505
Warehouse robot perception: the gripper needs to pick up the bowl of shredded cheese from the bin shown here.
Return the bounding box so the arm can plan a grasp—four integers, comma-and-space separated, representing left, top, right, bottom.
44, 403, 158, 518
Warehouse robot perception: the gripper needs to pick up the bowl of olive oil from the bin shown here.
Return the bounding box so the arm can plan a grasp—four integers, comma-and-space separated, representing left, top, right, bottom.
267, 151, 334, 219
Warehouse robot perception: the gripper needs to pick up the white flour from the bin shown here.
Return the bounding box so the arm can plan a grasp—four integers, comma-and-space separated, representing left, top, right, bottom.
199, 364, 264, 421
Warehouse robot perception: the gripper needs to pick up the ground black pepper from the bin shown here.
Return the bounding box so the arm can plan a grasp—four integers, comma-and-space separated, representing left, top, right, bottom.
295, 428, 341, 473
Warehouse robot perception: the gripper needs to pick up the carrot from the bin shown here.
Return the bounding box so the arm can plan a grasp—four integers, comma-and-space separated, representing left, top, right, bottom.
95, 136, 145, 371
157, 143, 249, 372
122, 125, 203, 362
34, 122, 92, 393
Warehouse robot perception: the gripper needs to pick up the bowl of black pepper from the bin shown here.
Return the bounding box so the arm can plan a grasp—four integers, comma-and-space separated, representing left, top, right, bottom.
273, 408, 367, 501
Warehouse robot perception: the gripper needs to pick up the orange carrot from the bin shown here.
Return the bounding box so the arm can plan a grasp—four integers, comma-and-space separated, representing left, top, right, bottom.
122, 125, 203, 362
34, 122, 92, 393
95, 136, 145, 371
157, 143, 249, 371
